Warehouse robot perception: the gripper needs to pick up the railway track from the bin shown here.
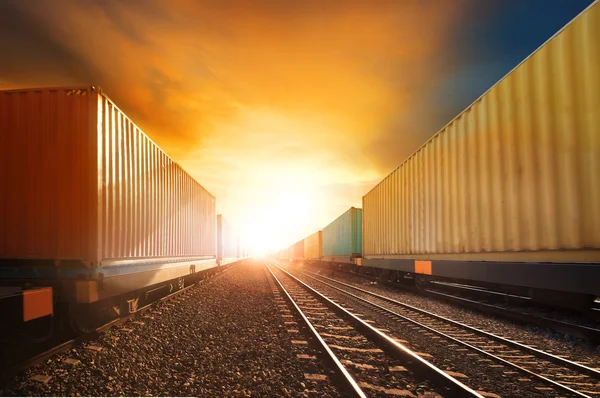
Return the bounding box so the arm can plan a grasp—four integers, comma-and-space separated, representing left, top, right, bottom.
302, 269, 600, 398
422, 281, 600, 343
321, 266, 600, 343
265, 261, 482, 397
422, 287, 600, 344
0, 266, 236, 386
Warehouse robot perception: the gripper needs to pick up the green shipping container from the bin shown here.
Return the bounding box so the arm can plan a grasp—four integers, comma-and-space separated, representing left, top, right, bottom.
323, 207, 362, 258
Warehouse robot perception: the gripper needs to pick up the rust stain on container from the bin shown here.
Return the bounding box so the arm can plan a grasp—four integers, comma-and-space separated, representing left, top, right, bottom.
0, 86, 216, 265
363, 3, 600, 263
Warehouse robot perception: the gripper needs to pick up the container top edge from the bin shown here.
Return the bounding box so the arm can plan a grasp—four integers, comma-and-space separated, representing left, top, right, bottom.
0, 84, 217, 200
362, 0, 599, 199
0, 85, 98, 94
96, 88, 218, 201
323, 206, 361, 231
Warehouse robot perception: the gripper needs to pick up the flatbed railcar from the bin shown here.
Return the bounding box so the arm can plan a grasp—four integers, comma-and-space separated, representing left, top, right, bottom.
0, 85, 220, 333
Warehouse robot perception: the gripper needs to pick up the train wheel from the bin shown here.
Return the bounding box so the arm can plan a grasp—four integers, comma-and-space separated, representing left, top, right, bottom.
26, 315, 55, 343
69, 304, 101, 334
415, 275, 429, 290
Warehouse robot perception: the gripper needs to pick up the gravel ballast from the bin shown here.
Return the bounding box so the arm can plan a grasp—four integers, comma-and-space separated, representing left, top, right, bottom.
292, 269, 586, 397
306, 265, 600, 370
270, 264, 451, 398
1, 260, 341, 397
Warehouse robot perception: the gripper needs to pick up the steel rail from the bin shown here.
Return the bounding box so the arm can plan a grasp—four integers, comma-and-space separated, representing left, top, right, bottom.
305, 270, 600, 380
430, 280, 532, 301
269, 262, 483, 398
317, 266, 600, 342
264, 262, 366, 398
423, 288, 600, 343
304, 271, 594, 398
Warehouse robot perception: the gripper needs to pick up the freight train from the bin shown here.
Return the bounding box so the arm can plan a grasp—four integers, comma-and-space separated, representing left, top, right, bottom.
217, 214, 248, 266
277, 2, 600, 310
0, 86, 246, 335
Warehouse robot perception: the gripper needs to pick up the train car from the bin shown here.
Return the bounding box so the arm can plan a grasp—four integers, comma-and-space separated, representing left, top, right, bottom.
238, 241, 249, 259
361, 2, 600, 308
290, 240, 304, 262
0, 85, 219, 332
278, 248, 290, 261
217, 214, 245, 266
322, 207, 362, 265
303, 231, 323, 261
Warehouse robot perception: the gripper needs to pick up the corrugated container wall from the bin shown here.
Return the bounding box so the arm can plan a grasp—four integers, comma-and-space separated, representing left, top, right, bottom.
0, 86, 217, 266
291, 240, 304, 259
304, 231, 323, 260
323, 208, 362, 257
363, 2, 600, 263
217, 214, 239, 260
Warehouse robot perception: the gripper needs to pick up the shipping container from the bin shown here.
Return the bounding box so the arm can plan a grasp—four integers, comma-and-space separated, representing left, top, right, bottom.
363, 1, 600, 265
217, 214, 240, 261
290, 240, 304, 260
303, 231, 323, 260
279, 248, 289, 260
323, 207, 362, 260
0, 86, 217, 267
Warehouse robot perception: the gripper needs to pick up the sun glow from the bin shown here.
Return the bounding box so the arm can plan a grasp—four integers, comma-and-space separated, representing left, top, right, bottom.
239, 188, 315, 255
2, 0, 471, 259
183, 107, 371, 257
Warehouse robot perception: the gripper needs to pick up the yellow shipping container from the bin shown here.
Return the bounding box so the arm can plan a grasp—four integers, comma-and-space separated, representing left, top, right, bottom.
363, 1, 600, 263
304, 231, 323, 260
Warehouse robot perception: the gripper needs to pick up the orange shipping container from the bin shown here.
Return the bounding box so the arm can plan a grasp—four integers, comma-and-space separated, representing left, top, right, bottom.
0, 86, 216, 267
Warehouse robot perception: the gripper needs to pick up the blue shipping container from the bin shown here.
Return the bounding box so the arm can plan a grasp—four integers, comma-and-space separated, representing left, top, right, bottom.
323, 207, 362, 257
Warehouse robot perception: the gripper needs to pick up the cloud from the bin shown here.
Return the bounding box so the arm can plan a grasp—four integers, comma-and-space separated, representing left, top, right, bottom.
0, 0, 472, 250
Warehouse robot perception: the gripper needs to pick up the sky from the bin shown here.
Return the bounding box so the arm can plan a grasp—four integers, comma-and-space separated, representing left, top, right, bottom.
0, 0, 594, 254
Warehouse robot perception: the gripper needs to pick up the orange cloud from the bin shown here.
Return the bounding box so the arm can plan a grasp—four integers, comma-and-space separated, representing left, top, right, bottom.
1, 0, 468, 252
